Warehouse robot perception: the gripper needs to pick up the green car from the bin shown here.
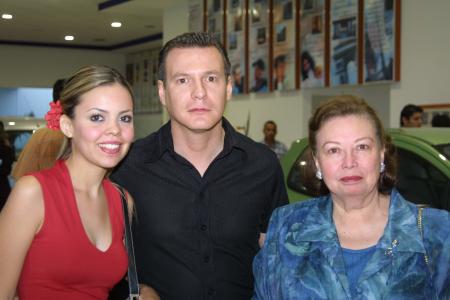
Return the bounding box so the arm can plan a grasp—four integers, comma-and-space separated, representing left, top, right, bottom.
281, 128, 450, 211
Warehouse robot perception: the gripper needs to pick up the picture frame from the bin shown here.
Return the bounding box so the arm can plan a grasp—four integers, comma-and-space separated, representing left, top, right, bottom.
363, 0, 401, 83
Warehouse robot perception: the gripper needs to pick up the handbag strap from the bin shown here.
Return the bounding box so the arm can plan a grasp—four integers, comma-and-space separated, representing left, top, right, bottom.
116, 185, 140, 299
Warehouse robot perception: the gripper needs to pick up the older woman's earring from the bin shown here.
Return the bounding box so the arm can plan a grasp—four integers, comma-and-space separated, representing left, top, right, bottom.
380, 162, 386, 173
315, 170, 323, 180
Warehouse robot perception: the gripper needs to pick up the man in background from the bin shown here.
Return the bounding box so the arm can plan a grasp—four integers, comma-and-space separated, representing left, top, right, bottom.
400, 104, 423, 127
12, 79, 65, 180
260, 120, 287, 160
251, 59, 268, 92
112, 32, 288, 299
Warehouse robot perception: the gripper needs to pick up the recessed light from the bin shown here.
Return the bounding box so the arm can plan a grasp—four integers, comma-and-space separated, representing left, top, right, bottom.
2, 14, 13, 20
65, 35, 74, 41
111, 22, 122, 28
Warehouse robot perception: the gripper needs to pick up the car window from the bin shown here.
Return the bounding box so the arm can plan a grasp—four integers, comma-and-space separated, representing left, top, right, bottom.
396, 147, 449, 211
434, 143, 450, 160
287, 146, 317, 197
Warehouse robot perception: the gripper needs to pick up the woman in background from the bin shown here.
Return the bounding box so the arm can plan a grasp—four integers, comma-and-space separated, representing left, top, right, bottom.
253, 95, 449, 299
0, 65, 135, 299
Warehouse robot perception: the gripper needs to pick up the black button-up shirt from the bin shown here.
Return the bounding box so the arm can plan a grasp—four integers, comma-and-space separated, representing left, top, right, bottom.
112, 118, 288, 299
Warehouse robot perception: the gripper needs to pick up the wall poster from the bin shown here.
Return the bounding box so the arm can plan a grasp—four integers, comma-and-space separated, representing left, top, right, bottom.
272, 0, 296, 91
126, 49, 161, 114
330, 0, 358, 86
249, 0, 270, 93
300, 0, 325, 88
207, 0, 224, 43
189, 0, 204, 32
226, 0, 247, 95
364, 0, 397, 82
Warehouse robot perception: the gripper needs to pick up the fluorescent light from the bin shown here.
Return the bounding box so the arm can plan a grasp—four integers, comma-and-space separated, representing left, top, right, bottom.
2, 14, 13, 20
111, 22, 122, 28
65, 35, 74, 41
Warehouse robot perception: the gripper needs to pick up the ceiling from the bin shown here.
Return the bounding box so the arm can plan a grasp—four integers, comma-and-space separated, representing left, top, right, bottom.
0, 0, 183, 53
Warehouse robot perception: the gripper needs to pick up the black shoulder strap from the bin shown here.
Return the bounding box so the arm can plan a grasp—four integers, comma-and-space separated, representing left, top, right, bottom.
116, 185, 140, 299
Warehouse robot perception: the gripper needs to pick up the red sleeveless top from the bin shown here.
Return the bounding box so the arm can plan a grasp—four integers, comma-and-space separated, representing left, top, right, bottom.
18, 160, 128, 300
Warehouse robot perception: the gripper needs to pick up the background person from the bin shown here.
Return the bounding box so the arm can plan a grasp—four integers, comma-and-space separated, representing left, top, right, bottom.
301, 50, 321, 87
431, 113, 450, 127
0, 65, 135, 299
251, 59, 268, 92
273, 55, 288, 91
400, 104, 423, 127
260, 120, 287, 159
12, 79, 66, 180
0, 121, 14, 211
231, 63, 244, 94
112, 32, 288, 300
253, 95, 450, 299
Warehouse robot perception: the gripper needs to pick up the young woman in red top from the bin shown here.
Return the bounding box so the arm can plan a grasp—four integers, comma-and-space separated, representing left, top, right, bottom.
0, 65, 135, 299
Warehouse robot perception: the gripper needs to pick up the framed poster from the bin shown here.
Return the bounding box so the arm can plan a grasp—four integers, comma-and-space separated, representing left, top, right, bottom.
207, 0, 224, 43
272, 0, 297, 91
226, 0, 247, 95
363, 0, 399, 82
126, 50, 161, 114
300, 0, 325, 88
249, 0, 270, 93
330, 0, 358, 86
420, 103, 450, 127
189, 0, 204, 32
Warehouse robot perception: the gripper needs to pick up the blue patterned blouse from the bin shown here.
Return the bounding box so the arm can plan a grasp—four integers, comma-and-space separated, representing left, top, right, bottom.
253, 189, 450, 299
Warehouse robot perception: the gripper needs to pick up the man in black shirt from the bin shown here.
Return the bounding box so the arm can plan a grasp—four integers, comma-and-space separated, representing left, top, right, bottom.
112, 32, 288, 299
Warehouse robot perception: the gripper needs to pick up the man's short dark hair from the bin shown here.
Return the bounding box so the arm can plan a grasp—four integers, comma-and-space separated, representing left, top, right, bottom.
400, 104, 423, 126
264, 120, 277, 129
53, 78, 66, 102
252, 59, 265, 70
158, 32, 231, 82
274, 55, 286, 68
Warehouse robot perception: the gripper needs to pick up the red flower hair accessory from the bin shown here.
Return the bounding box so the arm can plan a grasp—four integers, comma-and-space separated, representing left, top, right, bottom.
45, 100, 63, 130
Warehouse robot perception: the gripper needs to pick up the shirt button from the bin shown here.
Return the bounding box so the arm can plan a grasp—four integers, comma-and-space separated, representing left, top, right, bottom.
200, 224, 207, 231
204, 255, 210, 263
207, 288, 215, 295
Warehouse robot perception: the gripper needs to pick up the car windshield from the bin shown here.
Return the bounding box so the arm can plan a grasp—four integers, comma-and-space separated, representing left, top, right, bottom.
434, 143, 450, 160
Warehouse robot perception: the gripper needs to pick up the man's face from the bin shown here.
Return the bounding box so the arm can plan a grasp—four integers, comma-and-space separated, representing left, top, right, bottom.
254, 67, 263, 80
275, 62, 286, 79
233, 67, 242, 83
263, 123, 277, 141
158, 47, 232, 134
402, 112, 423, 127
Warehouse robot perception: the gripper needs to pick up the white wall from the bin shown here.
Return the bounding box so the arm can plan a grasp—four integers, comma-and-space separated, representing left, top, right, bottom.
389, 0, 450, 127
0, 45, 126, 88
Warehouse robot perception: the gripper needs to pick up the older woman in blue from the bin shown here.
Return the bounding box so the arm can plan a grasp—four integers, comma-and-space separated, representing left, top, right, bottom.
253, 95, 449, 299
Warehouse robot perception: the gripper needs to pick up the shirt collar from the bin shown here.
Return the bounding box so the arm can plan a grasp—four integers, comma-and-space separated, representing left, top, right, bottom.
148, 117, 245, 162
286, 189, 425, 254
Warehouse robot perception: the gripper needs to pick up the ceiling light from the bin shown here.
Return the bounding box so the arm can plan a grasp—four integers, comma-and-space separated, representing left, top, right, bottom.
8, 121, 15, 126
65, 35, 74, 41
2, 14, 13, 20
111, 22, 122, 28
